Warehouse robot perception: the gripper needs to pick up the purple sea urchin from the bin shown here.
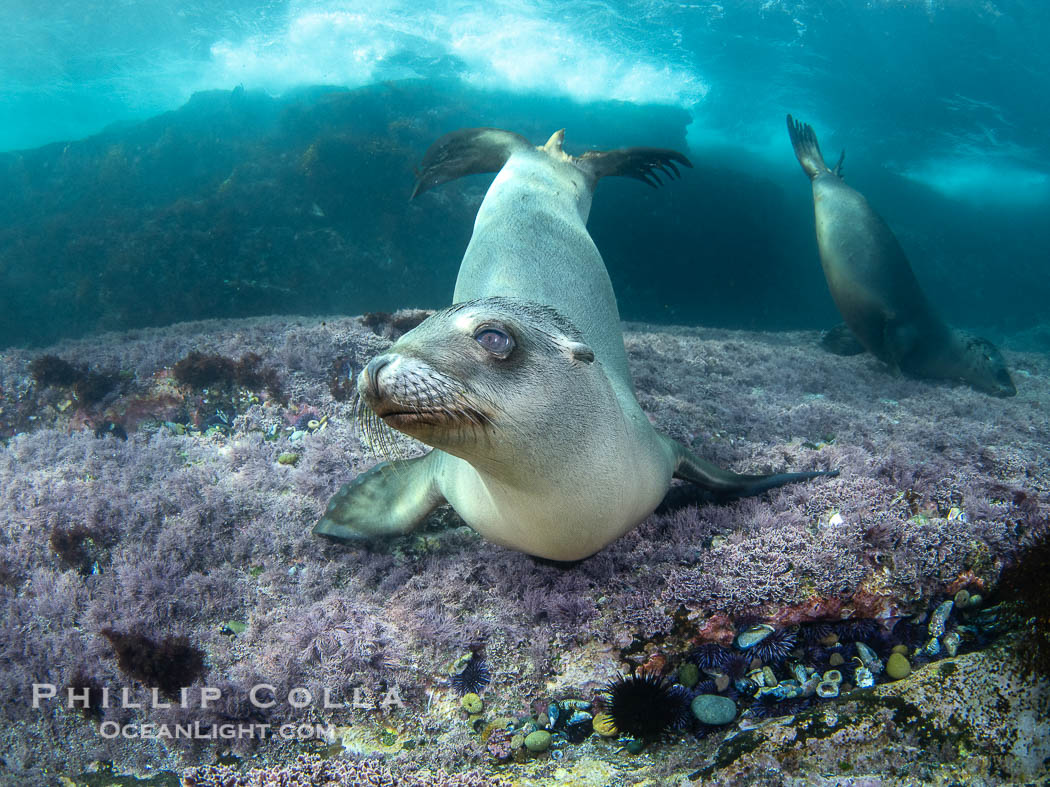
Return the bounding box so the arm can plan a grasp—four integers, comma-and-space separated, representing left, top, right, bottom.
724, 652, 750, 681
451, 655, 491, 695
688, 643, 733, 671
604, 673, 688, 740
752, 626, 798, 665
800, 622, 836, 644
692, 678, 718, 696
667, 684, 695, 730
836, 618, 878, 642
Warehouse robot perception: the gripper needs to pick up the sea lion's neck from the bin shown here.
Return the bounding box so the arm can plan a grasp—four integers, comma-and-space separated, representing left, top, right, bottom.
493, 150, 594, 223
434, 378, 620, 488
432, 408, 673, 561
453, 152, 631, 387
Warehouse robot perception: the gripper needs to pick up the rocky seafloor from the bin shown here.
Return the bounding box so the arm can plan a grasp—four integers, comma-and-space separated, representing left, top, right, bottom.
0, 311, 1047, 786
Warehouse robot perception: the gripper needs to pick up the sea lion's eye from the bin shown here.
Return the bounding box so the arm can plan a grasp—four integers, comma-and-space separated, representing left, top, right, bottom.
474, 327, 514, 356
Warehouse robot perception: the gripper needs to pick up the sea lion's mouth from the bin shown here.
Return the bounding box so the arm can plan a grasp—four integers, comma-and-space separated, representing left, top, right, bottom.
372, 402, 489, 430
381, 409, 448, 428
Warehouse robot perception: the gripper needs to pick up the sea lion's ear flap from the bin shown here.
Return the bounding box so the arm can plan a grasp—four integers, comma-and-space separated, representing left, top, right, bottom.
542, 129, 566, 155
411, 128, 532, 198
565, 341, 595, 364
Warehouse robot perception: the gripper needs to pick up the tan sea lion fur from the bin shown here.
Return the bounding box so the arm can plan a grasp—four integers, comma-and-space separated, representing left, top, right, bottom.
314, 128, 835, 560
787, 115, 1015, 398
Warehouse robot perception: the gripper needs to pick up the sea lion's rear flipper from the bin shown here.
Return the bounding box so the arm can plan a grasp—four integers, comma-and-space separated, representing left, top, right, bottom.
411, 128, 532, 198
313, 453, 445, 542
787, 115, 839, 180
669, 438, 837, 499
820, 323, 866, 356
577, 147, 692, 188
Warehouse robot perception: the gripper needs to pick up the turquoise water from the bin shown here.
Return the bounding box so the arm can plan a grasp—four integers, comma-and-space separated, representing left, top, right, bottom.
1, 1, 1048, 346
1, 4, 1048, 784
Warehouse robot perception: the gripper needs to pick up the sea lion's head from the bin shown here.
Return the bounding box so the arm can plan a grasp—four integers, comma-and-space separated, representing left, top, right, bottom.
355, 296, 602, 465
958, 335, 1016, 398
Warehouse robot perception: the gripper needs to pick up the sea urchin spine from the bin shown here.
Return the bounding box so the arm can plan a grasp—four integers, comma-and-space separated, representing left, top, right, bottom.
603, 673, 689, 740
450, 655, 491, 695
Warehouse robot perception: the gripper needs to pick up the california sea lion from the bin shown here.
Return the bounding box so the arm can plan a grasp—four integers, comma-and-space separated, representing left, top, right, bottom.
314, 128, 834, 560
786, 115, 1016, 397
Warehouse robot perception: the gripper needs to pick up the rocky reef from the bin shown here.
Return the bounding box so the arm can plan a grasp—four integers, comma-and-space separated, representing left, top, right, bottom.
0, 312, 1046, 785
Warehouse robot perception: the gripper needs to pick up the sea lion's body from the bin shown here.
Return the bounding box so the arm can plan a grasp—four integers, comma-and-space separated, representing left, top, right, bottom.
314, 128, 833, 560
435, 136, 671, 558
787, 116, 1015, 397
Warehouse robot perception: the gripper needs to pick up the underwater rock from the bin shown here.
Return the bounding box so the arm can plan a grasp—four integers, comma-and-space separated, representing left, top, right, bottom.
736, 624, 775, 650
700, 644, 1049, 784
855, 642, 884, 675
943, 631, 961, 657
524, 730, 552, 753
678, 662, 700, 687
924, 637, 943, 657
691, 694, 738, 725
886, 652, 912, 680
3, 311, 1048, 784
929, 600, 954, 638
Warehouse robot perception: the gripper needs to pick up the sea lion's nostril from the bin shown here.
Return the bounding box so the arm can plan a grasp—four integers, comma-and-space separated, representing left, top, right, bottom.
363, 355, 393, 399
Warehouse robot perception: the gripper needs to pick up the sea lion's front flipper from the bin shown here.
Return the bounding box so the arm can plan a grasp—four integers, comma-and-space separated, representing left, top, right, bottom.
313, 453, 445, 542
669, 438, 837, 498
577, 147, 692, 188
820, 323, 866, 356
411, 128, 532, 198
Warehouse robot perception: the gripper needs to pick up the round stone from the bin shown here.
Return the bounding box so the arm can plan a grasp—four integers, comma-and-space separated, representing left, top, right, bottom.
524, 730, 552, 752
691, 694, 737, 726
828, 652, 845, 667
891, 644, 909, 655
677, 662, 700, 688
736, 624, 775, 650
886, 652, 912, 680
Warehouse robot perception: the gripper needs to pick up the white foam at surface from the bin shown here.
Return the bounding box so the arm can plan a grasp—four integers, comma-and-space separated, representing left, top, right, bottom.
205, 3, 708, 108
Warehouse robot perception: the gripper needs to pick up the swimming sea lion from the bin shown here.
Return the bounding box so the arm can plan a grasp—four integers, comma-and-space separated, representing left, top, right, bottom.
314, 128, 834, 560
786, 115, 1016, 397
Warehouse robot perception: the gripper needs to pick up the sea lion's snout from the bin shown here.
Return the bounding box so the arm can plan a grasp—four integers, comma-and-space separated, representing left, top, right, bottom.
356, 347, 487, 435
991, 368, 1017, 398
357, 352, 422, 416
361, 354, 394, 401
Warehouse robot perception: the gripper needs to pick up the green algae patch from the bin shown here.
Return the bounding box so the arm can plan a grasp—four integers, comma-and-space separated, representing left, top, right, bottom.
76, 761, 180, 786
